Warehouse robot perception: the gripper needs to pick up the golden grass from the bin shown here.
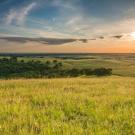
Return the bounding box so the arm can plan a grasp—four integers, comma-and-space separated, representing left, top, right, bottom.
0, 76, 135, 135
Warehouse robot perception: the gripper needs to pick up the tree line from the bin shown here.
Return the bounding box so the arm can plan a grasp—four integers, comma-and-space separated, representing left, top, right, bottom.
0, 57, 112, 78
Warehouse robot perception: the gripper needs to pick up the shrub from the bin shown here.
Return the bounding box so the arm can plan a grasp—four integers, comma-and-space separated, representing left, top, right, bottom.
94, 68, 112, 76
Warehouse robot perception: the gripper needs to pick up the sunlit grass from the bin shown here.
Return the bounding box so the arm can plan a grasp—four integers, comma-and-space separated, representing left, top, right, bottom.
18, 56, 135, 77
0, 76, 135, 134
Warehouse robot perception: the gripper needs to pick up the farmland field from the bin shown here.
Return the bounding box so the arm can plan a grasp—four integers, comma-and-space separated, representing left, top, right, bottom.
0, 76, 135, 135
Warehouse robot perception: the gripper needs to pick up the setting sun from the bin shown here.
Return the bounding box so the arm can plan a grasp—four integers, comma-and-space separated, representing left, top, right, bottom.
130, 32, 135, 40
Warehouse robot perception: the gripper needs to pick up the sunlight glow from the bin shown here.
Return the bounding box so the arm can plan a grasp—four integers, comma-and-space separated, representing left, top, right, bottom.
130, 32, 135, 40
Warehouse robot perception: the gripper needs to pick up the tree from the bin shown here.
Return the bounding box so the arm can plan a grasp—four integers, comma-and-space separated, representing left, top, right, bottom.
46, 60, 51, 65
94, 68, 112, 76
10, 56, 17, 62
58, 62, 62, 67
53, 60, 58, 63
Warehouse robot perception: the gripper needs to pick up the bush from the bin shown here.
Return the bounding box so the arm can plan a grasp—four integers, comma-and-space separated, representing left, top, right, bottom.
94, 68, 112, 76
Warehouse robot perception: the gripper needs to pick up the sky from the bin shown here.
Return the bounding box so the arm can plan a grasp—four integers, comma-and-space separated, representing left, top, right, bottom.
0, 0, 135, 53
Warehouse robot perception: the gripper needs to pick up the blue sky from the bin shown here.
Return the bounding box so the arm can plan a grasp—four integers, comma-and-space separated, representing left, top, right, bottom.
0, 0, 135, 52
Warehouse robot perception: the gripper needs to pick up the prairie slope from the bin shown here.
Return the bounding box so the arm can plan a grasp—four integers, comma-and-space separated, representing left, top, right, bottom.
16, 53, 135, 77
0, 76, 135, 134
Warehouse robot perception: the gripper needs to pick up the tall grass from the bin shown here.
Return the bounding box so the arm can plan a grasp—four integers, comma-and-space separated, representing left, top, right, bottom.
0, 76, 135, 134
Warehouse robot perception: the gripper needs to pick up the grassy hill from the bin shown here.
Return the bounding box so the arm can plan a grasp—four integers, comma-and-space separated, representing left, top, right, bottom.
0, 76, 135, 134
17, 53, 135, 77
1, 53, 135, 77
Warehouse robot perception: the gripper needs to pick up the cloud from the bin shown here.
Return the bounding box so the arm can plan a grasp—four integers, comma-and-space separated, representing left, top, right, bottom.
79, 39, 88, 43
4, 2, 36, 25
1, 0, 135, 41
89, 38, 96, 40
52, 0, 76, 11
99, 36, 104, 39
112, 35, 123, 39
0, 37, 88, 45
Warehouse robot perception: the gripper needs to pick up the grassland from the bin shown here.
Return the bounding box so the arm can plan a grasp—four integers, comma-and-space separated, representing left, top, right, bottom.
1, 53, 135, 77
0, 76, 135, 135
17, 53, 135, 77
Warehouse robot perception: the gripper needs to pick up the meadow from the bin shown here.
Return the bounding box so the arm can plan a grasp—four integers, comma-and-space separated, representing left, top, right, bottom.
17, 53, 135, 77
0, 77, 135, 135
1, 53, 135, 77
0, 53, 135, 135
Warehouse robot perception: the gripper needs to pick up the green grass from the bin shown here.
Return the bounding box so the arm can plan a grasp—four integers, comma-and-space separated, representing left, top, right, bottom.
63, 59, 135, 76
0, 76, 135, 135
17, 55, 135, 77
1, 54, 135, 77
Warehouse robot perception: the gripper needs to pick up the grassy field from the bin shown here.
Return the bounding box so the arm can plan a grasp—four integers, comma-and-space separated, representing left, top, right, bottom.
0, 76, 135, 135
1, 54, 135, 77
16, 54, 135, 77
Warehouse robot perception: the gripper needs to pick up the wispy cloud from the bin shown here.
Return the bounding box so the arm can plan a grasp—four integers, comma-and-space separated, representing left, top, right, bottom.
4, 2, 36, 25
1, 0, 135, 41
